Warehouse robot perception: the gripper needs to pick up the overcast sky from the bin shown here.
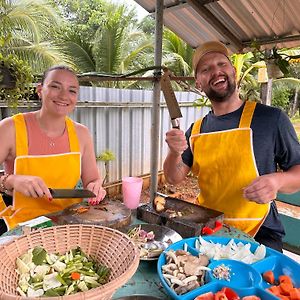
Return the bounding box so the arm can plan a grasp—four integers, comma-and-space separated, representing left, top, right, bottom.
113, 0, 149, 20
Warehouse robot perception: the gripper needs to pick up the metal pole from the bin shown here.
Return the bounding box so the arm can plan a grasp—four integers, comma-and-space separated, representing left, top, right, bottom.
150, 0, 164, 205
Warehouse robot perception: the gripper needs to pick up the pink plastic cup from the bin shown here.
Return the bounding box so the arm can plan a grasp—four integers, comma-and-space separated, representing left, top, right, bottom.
122, 177, 143, 209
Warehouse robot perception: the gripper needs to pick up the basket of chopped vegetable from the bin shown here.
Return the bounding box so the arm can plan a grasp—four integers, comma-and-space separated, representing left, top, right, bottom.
0, 224, 139, 300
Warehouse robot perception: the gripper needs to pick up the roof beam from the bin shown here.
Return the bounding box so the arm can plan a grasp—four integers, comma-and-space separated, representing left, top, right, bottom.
243, 35, 300, 47
147, 1, 220, 14
186, 0, 244, 50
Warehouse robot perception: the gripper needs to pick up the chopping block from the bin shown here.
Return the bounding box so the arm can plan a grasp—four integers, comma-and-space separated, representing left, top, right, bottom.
137, 197, 224, 238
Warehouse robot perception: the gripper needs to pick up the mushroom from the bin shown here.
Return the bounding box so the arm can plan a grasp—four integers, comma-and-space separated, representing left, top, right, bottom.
198, 254, 209, 266
162, 249, 210, 295
183, 256, 204, 276
175, 249, 189, 256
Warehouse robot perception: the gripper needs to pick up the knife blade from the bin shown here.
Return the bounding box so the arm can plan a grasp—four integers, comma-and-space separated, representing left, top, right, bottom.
161, 68, 182, 129
49, 188, 96, 199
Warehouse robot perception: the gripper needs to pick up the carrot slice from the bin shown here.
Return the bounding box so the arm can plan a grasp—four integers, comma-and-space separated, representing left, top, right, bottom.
279, 275, 293, 286
214, 291, 229, 300
280, 282, 294, 296
268, 285, 282, 296
278, 296, 291, 300
263, 270, 275, 285
290, 288, 300, 300
71, 272, 81, 280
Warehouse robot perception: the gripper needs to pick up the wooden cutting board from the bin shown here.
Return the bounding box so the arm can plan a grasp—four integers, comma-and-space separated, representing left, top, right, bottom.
48, 199, 131, 229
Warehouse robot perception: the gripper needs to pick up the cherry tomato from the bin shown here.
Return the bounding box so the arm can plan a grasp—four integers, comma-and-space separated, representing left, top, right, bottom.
214, 291, 229, 300
221, 287, 240, 300
194, 292, 214, 300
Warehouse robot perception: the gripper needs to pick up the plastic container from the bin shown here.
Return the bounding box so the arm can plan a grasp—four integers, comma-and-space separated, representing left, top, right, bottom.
157, 236, 300, 300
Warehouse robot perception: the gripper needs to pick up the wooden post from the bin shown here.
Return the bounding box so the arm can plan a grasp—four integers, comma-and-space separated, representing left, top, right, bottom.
260, 79, 273, 106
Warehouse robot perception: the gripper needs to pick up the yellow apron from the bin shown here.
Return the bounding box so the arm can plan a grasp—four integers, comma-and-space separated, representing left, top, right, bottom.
190, 101, 269, 236
0, 113, 82, 230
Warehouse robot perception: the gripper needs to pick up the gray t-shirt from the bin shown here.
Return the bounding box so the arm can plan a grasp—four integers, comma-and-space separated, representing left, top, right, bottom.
182, 102, 300, 236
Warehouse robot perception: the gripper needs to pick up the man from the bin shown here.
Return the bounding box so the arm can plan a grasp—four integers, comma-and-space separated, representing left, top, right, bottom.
163, 41, 300, 252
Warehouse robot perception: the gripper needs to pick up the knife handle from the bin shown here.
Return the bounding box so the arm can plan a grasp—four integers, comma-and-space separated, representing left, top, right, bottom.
171, 119, 180, 129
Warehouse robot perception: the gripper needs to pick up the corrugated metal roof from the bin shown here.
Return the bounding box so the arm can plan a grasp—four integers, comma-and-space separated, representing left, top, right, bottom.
134, 0, 300, 52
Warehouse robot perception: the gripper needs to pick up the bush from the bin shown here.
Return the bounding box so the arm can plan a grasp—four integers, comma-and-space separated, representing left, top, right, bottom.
0, 53, 34, 107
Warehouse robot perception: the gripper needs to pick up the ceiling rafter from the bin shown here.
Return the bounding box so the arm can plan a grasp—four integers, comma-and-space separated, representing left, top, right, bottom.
186, 0, 244, 50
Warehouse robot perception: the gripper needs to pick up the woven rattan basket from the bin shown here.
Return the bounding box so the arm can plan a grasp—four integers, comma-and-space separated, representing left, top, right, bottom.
0, 224, 140, 300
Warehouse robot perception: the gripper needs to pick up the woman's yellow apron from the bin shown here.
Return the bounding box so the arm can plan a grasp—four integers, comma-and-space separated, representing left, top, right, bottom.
0, 114, 82, 230
190, 101, 269, 236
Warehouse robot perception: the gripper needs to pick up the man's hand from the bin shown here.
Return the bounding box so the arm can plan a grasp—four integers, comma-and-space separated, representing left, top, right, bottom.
86, 180, 106, 205
243, 173, 281, 204
7, 175, 53, 199
165, 129, 188, 156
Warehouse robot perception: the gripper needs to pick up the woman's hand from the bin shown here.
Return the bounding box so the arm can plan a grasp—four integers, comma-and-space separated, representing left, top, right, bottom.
86, 180, 106, 205
7, 175, 53, 199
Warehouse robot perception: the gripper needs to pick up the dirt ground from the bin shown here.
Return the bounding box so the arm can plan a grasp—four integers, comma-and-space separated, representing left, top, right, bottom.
139, 175, 300, 219
140, 174, 199, 204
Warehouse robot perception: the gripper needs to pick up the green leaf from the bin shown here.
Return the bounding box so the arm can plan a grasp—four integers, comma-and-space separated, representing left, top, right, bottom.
32, 246, 47, 265
56, 274, 67, 286
44, 289, 60, 296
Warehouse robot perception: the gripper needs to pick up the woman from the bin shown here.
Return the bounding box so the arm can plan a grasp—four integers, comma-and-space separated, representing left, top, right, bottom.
0, 65, 106, 234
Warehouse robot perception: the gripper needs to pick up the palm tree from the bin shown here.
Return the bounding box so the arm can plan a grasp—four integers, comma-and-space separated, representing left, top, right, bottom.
162, 29, 193, 77
57, 2, 153, 88
0, 0, 72, 74
92, 4, 153, 78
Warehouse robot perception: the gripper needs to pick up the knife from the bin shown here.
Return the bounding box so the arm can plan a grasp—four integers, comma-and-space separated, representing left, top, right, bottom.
49, 188, 96, 199
161, 68, 182, 129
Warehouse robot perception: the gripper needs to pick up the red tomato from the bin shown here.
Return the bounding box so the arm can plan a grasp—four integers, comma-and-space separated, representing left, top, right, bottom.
242, 296, 261, 300
194, 292, 214, 300
215, 291, 229, 300
221, 287, 240, 300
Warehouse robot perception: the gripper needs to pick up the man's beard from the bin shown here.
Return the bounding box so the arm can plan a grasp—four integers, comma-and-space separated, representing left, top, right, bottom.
205, 76, 236, 103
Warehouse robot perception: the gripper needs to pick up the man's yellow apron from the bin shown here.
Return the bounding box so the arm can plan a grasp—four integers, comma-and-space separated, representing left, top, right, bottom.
190, 101, 269, 236
0, 114, 82, 230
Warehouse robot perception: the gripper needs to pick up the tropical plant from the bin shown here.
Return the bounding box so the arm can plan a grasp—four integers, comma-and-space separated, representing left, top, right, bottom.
0, 53, 34, 107
251, 43, 300, 78
55, 1, 153, 88
272, 78, 300, 116
0, 0, 73, 74
230, 52, 262, 101
162, 29, 193, 77
96, 150, 116, 184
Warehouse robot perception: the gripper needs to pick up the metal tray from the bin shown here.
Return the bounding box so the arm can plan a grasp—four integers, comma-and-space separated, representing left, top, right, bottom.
137, 197, 224, 238
157, 236, 300, 300
125, 224, 182, 261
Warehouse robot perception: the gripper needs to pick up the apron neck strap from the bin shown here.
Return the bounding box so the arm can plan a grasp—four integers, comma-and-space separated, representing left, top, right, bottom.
65, 117, 80, 152
191, 118, 203, 135
13, 114, 28, 157
239, 101, 257, 128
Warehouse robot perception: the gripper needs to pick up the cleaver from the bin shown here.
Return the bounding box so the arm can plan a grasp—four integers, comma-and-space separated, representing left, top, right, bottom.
49, 188, 96, 199
161, 68, 182, 129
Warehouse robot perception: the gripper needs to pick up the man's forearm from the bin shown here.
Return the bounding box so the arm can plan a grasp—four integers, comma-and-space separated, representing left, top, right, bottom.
163, 151, 190, 184
277, 165, 300, 194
